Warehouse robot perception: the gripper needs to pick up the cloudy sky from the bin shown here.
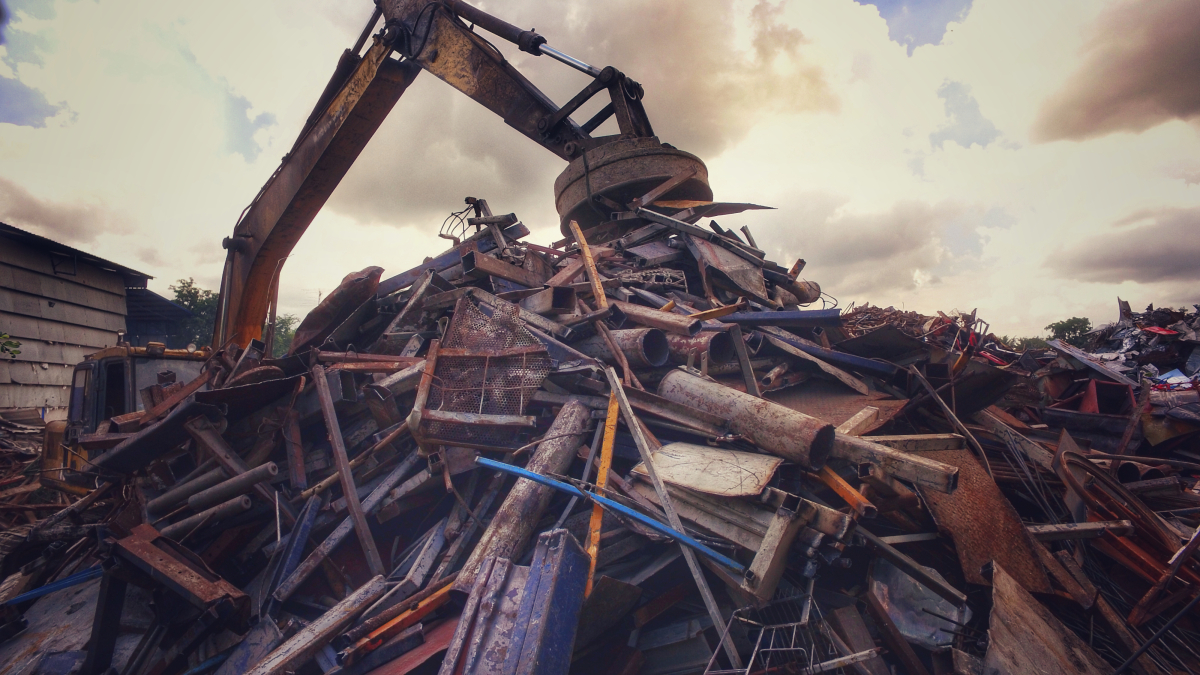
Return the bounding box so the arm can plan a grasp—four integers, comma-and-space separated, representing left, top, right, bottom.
1, 0, 1198, 337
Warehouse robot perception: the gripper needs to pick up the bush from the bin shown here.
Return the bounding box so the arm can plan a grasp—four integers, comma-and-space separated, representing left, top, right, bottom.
1045, 317, 1093, 348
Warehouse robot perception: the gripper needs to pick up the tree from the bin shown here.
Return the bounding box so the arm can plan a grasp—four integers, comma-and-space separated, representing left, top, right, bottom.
271, 314, 299, 358
170, 278, 219, 348
1, 332, 20, 359
1045, 317, 1093, 348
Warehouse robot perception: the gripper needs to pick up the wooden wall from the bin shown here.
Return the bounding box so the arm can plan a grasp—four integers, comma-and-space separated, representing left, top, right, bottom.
0, 239, 128, 410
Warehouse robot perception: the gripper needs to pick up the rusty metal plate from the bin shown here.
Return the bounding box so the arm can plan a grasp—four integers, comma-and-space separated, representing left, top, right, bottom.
765, 379, 905, 430
915, 450, 1052, 593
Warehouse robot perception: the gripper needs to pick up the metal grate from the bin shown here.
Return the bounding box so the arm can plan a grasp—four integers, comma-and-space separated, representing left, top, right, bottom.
422, 298, 550, 448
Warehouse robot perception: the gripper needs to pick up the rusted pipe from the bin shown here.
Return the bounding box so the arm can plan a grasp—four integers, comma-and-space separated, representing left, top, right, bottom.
146, 468, 226, 516
454, 399, 591, 592
574, 328, 669, 368
658, 369, 834, 469
665, 331, 734, 365
187, 462, 278, 513
160, 495, 251, 539
612, 301, 701, 336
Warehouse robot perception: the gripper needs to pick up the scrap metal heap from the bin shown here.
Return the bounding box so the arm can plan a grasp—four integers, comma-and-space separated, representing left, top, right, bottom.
3, 202, 1200, 675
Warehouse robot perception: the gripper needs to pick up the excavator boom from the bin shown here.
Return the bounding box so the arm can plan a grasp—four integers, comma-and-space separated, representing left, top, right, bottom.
214, 1, 710, 348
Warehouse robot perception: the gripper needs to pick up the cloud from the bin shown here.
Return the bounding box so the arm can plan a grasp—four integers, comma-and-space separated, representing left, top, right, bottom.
135, 247, 166, 267
1033, 0, 1200, 142
854, 0, 973, 56
0, 74, 61, 126
1165, 164, 1200, 186
0, 1, 65, 127
0, 175, 131, 244
929, 80, 1000, 150
747, 196, 1011, 297
327, 0, 836, 228
1050, 207, 1200, 283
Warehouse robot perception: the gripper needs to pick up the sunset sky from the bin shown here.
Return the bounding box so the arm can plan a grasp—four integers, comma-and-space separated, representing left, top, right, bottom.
2, 0, 1197, 337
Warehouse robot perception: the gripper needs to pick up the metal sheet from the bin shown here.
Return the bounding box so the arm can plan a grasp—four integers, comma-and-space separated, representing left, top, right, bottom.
630, 442, 783, 497
916, 449, 1052, 593
981, 564, 1113, 675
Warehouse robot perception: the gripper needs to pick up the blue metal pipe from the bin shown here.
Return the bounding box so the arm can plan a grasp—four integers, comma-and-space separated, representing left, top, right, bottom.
3, 564, 103, 605
475, 457, 745, 573
761, 329, 899, 377
724, 309, 842, 328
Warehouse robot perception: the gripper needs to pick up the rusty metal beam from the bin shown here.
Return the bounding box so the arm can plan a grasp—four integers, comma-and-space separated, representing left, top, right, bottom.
217, 41, 421, 347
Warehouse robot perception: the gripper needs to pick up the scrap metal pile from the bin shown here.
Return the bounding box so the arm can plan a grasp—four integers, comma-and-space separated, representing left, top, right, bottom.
3, 201, 1200, 675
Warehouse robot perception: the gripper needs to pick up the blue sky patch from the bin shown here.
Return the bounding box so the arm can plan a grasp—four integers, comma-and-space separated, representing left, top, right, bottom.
223, 91, 275, 162
855, 0, 972, 56
929, 80, 1000, 150
0, 74, 61, 126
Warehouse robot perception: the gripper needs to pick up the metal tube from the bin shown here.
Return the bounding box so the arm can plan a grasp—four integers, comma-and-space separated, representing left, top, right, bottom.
146, 468, 226, 516
665, 331, 734, 365
574, 328, 669, 368
540, 45, 603, 77
658, 369, 834, 469
187, 462, 279, 513
612, 301, 701, 336
723, 309, 841, 328
160, 496, 252, 539
456, 400, 591, 591
475, 457, 745, 573
247, 576, 388, 675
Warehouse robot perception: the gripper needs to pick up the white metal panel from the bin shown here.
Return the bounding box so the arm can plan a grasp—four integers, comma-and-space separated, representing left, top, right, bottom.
0, 290, 125, 331
0, 263, 126, 313
0, 239, 128, 295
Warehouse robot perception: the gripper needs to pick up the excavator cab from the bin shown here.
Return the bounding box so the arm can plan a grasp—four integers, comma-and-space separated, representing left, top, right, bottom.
42, 343, 210, 494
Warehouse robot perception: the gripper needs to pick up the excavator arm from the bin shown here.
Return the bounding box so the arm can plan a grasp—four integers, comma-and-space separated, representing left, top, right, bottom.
214, 1, 707, 349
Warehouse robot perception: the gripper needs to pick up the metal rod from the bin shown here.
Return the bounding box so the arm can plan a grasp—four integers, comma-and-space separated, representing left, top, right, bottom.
474, 456, 744, 572
1114, 591, 1200, 674
541, 45, 602, 77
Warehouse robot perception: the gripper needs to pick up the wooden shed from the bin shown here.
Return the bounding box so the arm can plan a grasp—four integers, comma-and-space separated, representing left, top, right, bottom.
0, 223, 154, 416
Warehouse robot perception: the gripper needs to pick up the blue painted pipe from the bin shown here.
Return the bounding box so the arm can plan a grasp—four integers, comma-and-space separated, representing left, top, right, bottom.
475, 456, 746, 573
724, 309, 842, 328
3, 564, 103, 605
761, 330, 899, 377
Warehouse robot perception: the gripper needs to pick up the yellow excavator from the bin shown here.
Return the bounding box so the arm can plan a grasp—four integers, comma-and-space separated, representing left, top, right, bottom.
43, 0, 715, 491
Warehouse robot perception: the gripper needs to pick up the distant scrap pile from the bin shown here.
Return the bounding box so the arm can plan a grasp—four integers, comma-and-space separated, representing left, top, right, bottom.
0, 199, 1199, 675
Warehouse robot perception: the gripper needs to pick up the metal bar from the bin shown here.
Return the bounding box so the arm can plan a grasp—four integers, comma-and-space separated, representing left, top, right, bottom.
585, 393, 619, 596
571, 220, 609, 311
857, 526, 967, 607
3, 564, 102, 605
313, 364, 386, 578
461, 250, 546, 288
909, 365, 993, 480
602, 368, 744, 669
1114, 591, 1200, 675
274, 453, 420, 603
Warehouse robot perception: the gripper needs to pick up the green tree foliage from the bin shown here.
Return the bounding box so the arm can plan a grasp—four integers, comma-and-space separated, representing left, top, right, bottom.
997, 335, 1048, 352
1, 332, 20, 359
1045, 317, 1093, 348
170, 278, 219, 348
271, 314, 299, 358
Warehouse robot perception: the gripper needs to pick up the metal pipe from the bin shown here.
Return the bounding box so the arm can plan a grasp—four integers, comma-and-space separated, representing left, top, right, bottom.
247, 576, 388, 675
456, 400, 591, 591
160, 496, 252, 539
665, 331, 734, 365
146, 468, 226, 516
475, 457, 745, 573
187, 462, 278, 513
758, 327, 899, 377
574, 328, 669, 368
658, 369, 834, 470
612, 301, 700, 336
540, 45, 603, 77
724, 309, 841, 328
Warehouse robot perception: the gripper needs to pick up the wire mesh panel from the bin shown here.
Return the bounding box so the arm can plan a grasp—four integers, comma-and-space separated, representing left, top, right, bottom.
418, 297, 551, 448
